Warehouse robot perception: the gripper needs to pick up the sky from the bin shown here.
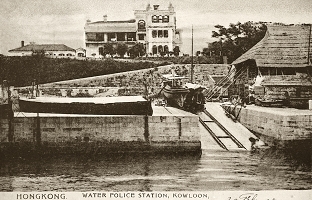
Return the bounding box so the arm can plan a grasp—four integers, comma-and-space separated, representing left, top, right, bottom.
0, 0, 311, 55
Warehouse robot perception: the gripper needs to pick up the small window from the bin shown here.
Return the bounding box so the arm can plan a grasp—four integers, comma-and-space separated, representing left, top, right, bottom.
152, 30, 157, 38
138, 20, 146, 30
152, 15, 158, 23
67, 53, 72, 56
163, 15, 169, 23
158, 15, 163, 23
158, 45, 163, 53
164, 30, 168, 38
158, 30, 163, 38
58, 53, 64, 56
164, 45, 169, 53
138, 34, 145, 40
152, 45, 157, 54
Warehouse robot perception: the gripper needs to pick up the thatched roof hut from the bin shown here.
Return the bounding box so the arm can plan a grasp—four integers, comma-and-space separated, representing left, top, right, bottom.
230, 24, 312, 108
232, 24, 312, 69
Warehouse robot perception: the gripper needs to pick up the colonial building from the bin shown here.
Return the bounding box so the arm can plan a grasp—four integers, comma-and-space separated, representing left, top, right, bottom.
8, 41, 76, 58
84, 3, 182, 58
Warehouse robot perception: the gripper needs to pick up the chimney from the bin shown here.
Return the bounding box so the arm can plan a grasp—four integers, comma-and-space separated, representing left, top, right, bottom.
21, 41, 24, 47
153, 5, 159, 10
168, 3, 174, 11
146, 3, 151, 11
103, 15, 107, 22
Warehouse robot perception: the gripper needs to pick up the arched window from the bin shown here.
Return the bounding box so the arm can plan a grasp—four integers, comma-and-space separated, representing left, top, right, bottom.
152, 15, 158, 23
158, 30, 163, 38
164, 45, 169, 53
152, 45, 157, 54
152, 30, 157, 38
163, 15, 169, 23
158, 15, 163, 23
138, 20, 146, 30
158, 45, 163, 54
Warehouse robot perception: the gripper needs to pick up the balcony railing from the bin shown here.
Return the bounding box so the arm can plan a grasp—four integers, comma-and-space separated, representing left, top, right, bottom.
85, 40, 137, 45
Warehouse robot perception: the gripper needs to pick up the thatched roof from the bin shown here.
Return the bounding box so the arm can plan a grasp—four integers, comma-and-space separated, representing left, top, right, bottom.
232, 24, 312, 68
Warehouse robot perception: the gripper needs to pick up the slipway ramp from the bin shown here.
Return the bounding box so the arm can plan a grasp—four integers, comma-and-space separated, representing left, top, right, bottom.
201, 102, 259, 151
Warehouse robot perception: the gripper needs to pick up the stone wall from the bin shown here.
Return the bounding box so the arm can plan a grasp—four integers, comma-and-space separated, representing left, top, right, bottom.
0, 114, 200, 155
21, 64, 229, 97
223, 105, 312, 145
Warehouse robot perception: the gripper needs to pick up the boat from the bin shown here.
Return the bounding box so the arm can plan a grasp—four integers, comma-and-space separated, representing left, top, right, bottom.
162, 74, 189, 107
18, 96, 153, 115
255, 98, 285, 107
162, 74, 206, 113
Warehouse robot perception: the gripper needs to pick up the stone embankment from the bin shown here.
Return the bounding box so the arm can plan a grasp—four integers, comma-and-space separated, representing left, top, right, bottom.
221, 104, 311, 149
0, 106, 200, 157
21, 64, 230, 98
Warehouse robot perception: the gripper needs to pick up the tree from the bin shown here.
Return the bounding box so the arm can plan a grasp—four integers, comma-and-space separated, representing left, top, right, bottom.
128, 43, 145, 58
206, 21, 267, 63
104, 43, 115, 57
173, 46, 180, 57
116, 43, 128, 58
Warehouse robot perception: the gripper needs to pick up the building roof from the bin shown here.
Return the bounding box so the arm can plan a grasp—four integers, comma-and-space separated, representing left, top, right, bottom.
76, 47, 86, 51
90, 19, 136, 24
9, 44, 75, 52
232, 24, 312, 68
85, 21, 137, 32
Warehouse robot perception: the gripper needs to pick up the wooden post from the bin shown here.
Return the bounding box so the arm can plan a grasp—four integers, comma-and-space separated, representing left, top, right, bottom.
6, 81, 14, 143
35, 81, 41, 147
308, 24, 311, 65
144, 115, 149, 143
191, 25, 194, 83
178, 118, 182, 139
36, 113, 41, 147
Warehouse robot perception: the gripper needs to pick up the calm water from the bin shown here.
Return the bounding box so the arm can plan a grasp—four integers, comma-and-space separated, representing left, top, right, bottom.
0, 147, 311, 191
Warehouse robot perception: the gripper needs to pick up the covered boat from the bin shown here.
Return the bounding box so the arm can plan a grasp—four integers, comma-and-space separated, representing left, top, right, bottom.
162, 74, 206, 113
19, 96, 153, 115
162, 74, 189, 108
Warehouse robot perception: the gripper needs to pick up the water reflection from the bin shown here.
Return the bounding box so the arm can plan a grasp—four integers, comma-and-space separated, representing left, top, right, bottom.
0, 148, 310, 191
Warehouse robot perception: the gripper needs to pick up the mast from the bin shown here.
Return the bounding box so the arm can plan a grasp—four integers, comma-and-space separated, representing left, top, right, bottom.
308, 24, 311, 65
191, 25, 194, 83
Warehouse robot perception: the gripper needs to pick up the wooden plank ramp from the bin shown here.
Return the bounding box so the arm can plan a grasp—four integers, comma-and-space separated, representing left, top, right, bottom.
199, 102, 259, 151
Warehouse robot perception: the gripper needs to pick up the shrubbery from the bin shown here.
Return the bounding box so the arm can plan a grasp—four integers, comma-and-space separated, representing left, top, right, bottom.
0, 56, 159, 87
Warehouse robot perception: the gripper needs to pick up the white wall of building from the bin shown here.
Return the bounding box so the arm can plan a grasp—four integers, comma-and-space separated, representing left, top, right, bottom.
8, 51, 33, 56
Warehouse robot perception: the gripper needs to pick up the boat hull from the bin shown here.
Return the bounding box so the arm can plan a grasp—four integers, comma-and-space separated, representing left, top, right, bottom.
19, 97, 153, 115
163, 87, 189, 108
